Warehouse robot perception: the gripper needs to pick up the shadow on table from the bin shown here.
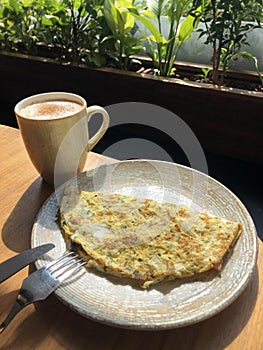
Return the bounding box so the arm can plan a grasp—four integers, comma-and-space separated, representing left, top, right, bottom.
1, 178, 53, 253
0, 267, 259, 350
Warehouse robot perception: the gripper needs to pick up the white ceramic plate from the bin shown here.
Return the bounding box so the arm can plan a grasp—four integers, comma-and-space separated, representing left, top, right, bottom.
31, 160, 258, 330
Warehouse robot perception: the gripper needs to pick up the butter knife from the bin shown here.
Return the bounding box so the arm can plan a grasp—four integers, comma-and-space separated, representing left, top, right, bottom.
0, 243, 55, 283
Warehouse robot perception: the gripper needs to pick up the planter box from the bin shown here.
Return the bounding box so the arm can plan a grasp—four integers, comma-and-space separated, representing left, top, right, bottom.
1, 51, 262, 165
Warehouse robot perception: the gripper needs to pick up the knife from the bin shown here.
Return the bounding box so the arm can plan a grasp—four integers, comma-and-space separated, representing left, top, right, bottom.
0, 243, 55, 283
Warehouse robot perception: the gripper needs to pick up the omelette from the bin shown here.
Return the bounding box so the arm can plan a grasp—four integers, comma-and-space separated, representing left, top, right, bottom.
59, 185, 242, 288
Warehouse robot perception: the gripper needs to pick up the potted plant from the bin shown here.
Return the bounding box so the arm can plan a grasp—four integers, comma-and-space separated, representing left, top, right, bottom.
0, 0, 262, 164
193, 0, 263, 85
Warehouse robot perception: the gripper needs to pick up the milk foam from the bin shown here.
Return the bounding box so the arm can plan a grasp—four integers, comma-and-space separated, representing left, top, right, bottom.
20, 101, 82, 120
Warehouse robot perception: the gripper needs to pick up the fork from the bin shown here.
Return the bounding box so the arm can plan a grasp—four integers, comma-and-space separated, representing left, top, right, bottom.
0, 251, 85, 333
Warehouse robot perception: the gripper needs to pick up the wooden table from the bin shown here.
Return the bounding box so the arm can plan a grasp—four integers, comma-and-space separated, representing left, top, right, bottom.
0, 124, 262, 350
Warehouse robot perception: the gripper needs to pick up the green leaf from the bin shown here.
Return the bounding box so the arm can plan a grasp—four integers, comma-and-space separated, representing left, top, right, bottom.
140, 8, 156, 19
105, 0, 135, 35
104, 0, 118, 35
8, 0, 22, 13
146, 0, 170, 18
238, 51, 255, 60
236, 51, 263, 86
42, 14, 61, 26
116, 7, 125, 35
128, 10, 165, 44
73, 0, 83, 10
20, 0, 34, 6
91, 52, 107, 67
178, 13, 198, 43
173, 0, 191, 24
115, 0, 133, 7
119, 10, 134, 34
159, 43, 167, 57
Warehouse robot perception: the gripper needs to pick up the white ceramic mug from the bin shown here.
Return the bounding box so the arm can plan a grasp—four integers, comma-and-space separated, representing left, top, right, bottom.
15, 92, 110, 185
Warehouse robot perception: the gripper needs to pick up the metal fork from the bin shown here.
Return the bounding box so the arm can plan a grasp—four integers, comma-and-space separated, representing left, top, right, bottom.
0, 251, 85, 333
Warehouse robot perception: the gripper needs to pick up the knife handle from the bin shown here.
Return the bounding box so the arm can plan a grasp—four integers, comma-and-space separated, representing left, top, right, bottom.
0, 294, 29, 334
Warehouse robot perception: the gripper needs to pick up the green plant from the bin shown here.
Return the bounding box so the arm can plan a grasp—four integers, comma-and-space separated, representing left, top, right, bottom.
0, 0, 108, 66
128, 0, 203, 76
0, 0, 42, 54
194, 0, 263, 85
103, 0, 145, 70
41, 0, 107, 66
234, 51, 263, 86
196, 67, 212, 82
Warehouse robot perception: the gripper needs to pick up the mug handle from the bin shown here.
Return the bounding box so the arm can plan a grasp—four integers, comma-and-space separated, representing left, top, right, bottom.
86, 105, 110, 151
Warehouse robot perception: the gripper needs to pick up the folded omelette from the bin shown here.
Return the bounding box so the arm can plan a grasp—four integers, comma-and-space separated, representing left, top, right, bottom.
59, 185, 242, 288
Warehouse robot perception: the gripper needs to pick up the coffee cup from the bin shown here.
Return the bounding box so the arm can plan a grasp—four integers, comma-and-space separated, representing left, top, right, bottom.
15, 92, 110, 186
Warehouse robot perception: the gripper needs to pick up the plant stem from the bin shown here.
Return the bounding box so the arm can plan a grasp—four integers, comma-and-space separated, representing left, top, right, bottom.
211, 0, 221, 85
119, 37, 124, 69
163, 19, 178, 76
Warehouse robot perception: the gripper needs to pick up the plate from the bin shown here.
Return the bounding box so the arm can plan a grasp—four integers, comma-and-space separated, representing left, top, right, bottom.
31, 160, 258, 330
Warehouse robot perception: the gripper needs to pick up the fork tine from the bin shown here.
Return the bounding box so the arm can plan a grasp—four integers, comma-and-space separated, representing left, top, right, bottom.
45, 250, 86, 282
48, 254, 78, 274
45, 251, 74, 270
50, 257, 81, 277
52, 260, 86, 282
